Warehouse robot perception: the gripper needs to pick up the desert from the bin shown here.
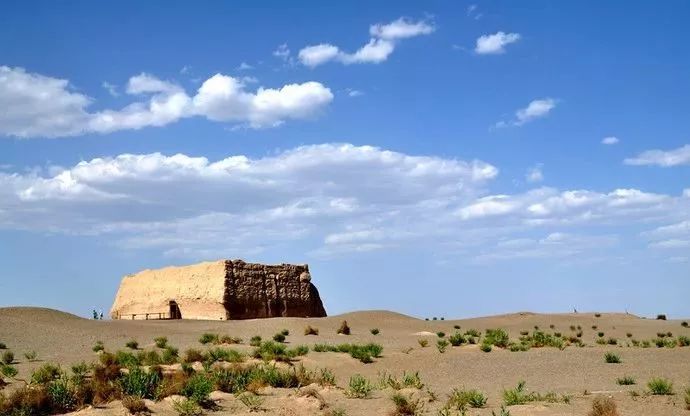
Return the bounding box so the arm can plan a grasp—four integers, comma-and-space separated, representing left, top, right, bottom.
1, 306, 689, 415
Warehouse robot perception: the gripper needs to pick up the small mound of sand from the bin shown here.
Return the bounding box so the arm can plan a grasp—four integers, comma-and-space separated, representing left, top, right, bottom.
413, 331, 437, 336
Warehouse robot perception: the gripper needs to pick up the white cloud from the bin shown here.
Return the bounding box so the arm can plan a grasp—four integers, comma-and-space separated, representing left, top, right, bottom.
102, 81, 119, 97
346, 89, 364, 97
2, 143, 687, 263
237, 62, 253, 71
0, 143, 498, 258
466, 5, 482, 20
624, 144, 690, 167
495, 98, 557, 128
369, 17, 435, 40
298, 17, 434, 67
475, 31, 521, 55
602, 136, 619, 145
526, 164, 544, 183
0, 66, 334, 138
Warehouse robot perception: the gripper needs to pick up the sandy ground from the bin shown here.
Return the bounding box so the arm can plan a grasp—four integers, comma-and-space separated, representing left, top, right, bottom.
1, 307, 689, 415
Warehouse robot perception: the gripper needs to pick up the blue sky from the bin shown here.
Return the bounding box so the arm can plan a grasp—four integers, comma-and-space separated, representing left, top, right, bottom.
1, 1, 689, 319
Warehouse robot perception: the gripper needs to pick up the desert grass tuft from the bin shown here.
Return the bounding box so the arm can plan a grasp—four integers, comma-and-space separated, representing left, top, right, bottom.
616, 376, 635, 385
122, 395, 148, 414
153, 336, 168, 348
647, 377, 673, 395
588, 396, 619, 416
1, 351, 14, 365
24, 351, 37, 362
337, 320, 351, 335
346, 374, 373, 398
604, 352, 621, 364
390, 393, 424, 415
125, 340, 139, 350
370, 328, 380, 335
417, 339, 429, 348
436, 339, 449, 353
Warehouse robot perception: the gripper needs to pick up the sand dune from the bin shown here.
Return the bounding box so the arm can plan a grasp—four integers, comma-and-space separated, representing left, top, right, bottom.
1, 307, 689, 415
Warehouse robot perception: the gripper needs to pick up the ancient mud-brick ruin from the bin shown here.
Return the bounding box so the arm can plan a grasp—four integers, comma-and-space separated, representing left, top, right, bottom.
110, 260, 327, 320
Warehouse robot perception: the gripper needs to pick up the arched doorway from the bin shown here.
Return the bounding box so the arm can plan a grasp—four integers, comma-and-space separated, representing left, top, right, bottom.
169, 300, 182, 319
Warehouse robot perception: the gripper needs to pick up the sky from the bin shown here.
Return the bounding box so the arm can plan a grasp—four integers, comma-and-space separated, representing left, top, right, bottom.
1, 1, 689, 319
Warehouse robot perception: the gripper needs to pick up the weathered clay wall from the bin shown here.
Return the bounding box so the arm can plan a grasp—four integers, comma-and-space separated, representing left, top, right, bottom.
110, 261, 228, 320
224, 260, 327, 319
110, 259, 326, 320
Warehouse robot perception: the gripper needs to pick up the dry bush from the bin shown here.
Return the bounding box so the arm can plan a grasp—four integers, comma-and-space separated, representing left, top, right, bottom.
298, 386, 327, 409
588, 396, 619, 416
304, 325, 319, 336
337, 321, 351, 335
122, 395, 148, 414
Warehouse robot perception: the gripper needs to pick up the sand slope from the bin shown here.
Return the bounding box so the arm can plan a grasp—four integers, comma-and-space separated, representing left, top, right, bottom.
1, 307, 689, 415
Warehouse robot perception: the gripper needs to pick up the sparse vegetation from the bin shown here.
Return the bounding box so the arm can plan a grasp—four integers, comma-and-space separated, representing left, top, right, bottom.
249, 335, 262, 347
417, 339, 429, 348
588, 396, 619, 416
480, 343, 492, 352
1, 351, 14, 365
449, 333, 465, 346
682, 321, 689, 328
647, 377, 674, 395
172, 398, 203, 416
656, 314, 667, 320
436, 339, 449, 353
616, 376, 636, 385
93, 341, 105, 352
370, 328, 380, 335
604, 352, 621, 364
304, 325, 319, 336
346, 374, 373, 398
502, 381, 568, 406
0, 343, 5, 350
272, 332, 286, 343
198, 333, 219, 345
237, 392, 264, 411
153, 336, 168, 348
684, 386, 690, 410
390, 393, 424, 415
447, 388, 487, 409
122, 395, 148, 414
24, 350, 37, 361
125, 340, 139, 350
337, 320, 351, 335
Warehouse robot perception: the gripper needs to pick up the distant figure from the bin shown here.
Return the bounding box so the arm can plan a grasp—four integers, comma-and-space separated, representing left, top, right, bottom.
99, 311, 104, 320
92, 309, 98, 320
573, 307, 578, 313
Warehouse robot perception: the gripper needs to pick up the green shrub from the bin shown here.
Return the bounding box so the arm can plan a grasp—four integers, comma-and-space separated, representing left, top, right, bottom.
154, 336, 168, 348
345, 374, 372, 398
503, 381, 532, 406
616, 376, 635, 385
1, 351, 14, 365
677, 336, 690, 347
219, 335, 242, 344
656, 314, 666, 320
115, 350, 140, 367
449, 333, 466, 346
172, 398, 203, 416
647, 377, 673, 395
453, 325, 461, 330
237, 392, 264, 411
24, 351, 37, 362
337, 320, 351, 335
183, 349, 204, 363
47, 377, 78, 413
252, 341, 290, 362
162, 346, 179, 364
682, 321, 689, 328
119, 366, 161, 399
604, 352, 621, 364
370, 328, 380, 335
272, 333, 286, 343
304, 325, 319, 336
480, 343, 492, 353
198, 333, 219, 345
31, 363, 63, 384
595, 313, 602, 318
125, 340, 139, 350
436, 331, 446, 338
92, 341, 105, 352
448, 388, 488, 409
206, 347, 244, 363
181, 373, 214, 405
317, 368, 336, 387
484, 329, 510, 348
137, 350, 162, 366
436, 339, 449, 353
607, 338, 618, 345
287, 345, 309, 357
70, 362, 89, 383
249, 335, 262, 347
1, 364, 18, 378
280, 329, 290, 336
465, 329, 481, 338
0, 342, 6, 349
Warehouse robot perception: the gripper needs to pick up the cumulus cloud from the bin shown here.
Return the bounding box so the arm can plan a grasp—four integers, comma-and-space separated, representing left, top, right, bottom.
475, 31, 521, 55
298, 17, 434, 67
2, 143, 687, 263
602, 136, 619, 145
495, 98, 557, 128
0, 66, 333, 138
624, 144, 690, 167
